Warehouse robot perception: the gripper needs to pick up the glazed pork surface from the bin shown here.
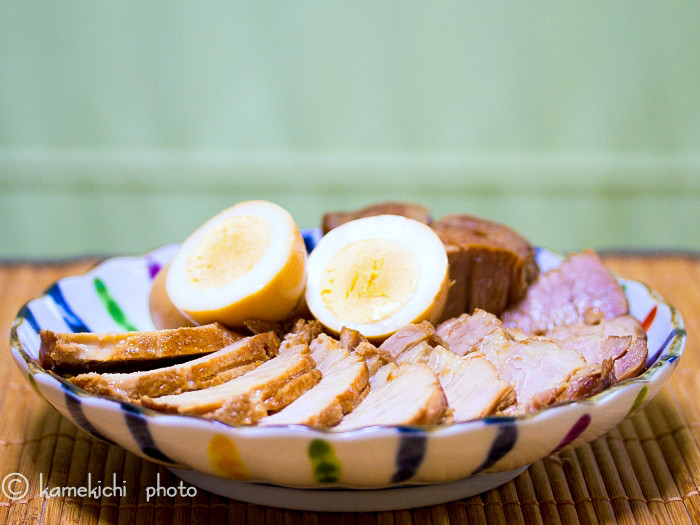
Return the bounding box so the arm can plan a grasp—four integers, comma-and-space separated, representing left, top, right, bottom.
259, 334, 368, 427
39, 323, 243, 372
69, 332, 280, 402
432, 214, 539, 319
322, 201, 433, 234
141, 344, 321, 425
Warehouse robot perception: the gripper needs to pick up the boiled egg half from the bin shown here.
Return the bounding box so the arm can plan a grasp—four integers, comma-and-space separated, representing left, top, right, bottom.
305, 214, 449, 342
165, 200, 307, 327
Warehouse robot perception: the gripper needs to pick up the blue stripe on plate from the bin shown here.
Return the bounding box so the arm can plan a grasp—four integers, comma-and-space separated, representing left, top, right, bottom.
121, 404, 177, 465
46, 283, 91, 333
301, 228, 321, 253
62, 385, 116, 445
648, 328, 685, 365
391, 427, 427, 483
471, 419, 518, 475
18, 304, 40, 333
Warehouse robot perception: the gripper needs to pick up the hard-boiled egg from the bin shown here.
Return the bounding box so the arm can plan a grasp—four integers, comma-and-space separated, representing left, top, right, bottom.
165, 200, 307, 327
305, 214, 449, 342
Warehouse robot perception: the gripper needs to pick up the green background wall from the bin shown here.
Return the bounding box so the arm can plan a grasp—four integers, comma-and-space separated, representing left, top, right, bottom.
1, 2, 698, 258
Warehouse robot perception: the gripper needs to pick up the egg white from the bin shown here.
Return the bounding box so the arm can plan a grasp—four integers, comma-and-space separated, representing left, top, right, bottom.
165, 200, 307, 327
305, 214, 449, 341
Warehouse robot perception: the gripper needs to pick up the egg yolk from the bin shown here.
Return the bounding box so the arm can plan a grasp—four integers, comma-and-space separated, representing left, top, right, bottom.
320, 239, 419, 323
185, 215, 270, 289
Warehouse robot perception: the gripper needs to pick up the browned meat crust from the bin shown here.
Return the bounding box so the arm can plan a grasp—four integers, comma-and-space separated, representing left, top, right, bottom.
556, 360, 616, 404
322, 202, 433, 234
379, 321, 446, 360
69, 332, 280, 402
432, 214, 538, 319
339, 326, 368, 352
501, 250, 628, 335
39, 323, 244, 372
280, 318, 325, 352
243, 319, 286, 338
353, 341, 394, 376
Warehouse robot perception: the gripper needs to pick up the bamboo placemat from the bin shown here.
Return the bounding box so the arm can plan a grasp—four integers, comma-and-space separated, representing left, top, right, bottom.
1, 254, 698, 524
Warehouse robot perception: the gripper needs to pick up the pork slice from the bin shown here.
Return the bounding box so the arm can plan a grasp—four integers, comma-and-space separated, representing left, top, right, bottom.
141, 344, 321, 425
555, 360, 615, 404
379, 321, 445, 360
501, 250, 629, 335
39, 323, 244, 373
396, 342, 515, 421
69, 332, 280, 402
243, 319, 285, 338
279, 318, 325, 352
353, 341, 394, 376
334, 363, 447, 430
260, 334, 369, 427
546, 315, 648, 381
442, 309, 611, 413
322, 202, 433, 234
432, 214, 538, 319
436, 309, 503, 356
339, 326, 369, 351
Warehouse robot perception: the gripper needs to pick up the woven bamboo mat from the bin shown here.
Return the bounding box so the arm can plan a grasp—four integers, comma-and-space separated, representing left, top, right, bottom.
1, 254, 698, 524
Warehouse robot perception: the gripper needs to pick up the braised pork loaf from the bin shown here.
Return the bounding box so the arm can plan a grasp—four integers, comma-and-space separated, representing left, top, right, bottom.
321, 202, 433, 234
432, 214, 539, 319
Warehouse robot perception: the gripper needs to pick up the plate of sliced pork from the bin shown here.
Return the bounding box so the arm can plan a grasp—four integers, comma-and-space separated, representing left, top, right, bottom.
10, 201, 686, 511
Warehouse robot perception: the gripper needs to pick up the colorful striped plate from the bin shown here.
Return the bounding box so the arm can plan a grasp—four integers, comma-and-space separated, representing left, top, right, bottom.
9, 230, 686, 510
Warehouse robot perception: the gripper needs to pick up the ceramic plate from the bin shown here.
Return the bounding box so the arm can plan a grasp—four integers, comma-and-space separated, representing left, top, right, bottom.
9, 230, 686, 511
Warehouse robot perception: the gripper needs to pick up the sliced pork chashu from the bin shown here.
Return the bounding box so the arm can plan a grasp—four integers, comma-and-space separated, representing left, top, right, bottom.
438, 310, 612, 413
432, 214, 539, 319
141, 345, 321, 425
501, 250, 628, 335
279, 318, 325, 352
545, 315, 648, 381
379, 321, 446, 360
40, 323, 243, 372
353, 341, 393, 376
384, 322, 515, 420
260, 334, 369, 427
339, 326, 369, 352
334, 363, 447, 430
69, 332, 280, 403
396, 342, 515, 421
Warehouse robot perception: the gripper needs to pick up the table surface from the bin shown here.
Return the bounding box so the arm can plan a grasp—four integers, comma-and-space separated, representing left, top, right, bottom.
0, 253, 698, 524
